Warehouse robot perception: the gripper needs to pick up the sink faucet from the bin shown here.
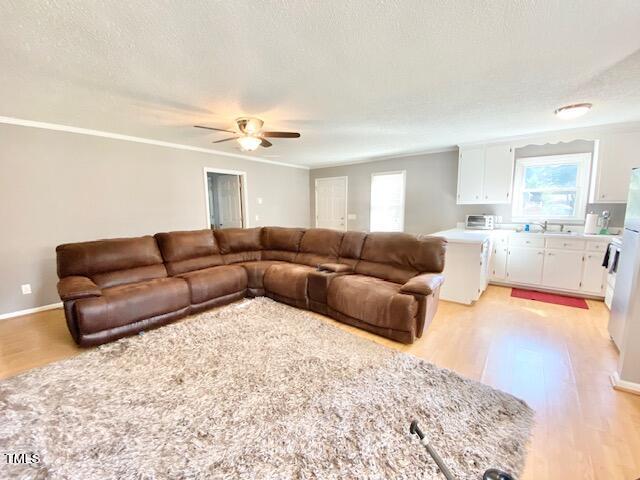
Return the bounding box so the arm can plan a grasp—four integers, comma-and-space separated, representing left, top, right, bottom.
531, 220, 548, 232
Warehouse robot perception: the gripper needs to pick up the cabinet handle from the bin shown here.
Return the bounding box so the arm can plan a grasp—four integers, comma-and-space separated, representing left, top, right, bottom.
547, 252, 554, 256
538, 251, 544, 255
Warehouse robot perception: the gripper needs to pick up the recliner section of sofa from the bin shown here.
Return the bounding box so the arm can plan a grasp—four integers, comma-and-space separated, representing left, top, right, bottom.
56, 236, 191, 347
56, 227, 446, 347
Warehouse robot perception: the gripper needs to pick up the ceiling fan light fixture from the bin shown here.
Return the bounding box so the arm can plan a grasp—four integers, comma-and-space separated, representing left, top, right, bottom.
237, 135, 262, 151
554, 103, 592, 119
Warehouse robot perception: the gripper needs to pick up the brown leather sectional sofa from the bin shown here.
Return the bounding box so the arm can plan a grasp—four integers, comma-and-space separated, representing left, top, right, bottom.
56, 227, 447, 347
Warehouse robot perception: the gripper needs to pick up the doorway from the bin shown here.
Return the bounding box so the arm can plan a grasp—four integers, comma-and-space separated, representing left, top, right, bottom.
204, 168, 247, 229
315, 176, 348, 230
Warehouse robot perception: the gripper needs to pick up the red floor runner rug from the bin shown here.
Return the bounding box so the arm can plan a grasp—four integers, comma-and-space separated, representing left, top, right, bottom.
511, 288, 589, 309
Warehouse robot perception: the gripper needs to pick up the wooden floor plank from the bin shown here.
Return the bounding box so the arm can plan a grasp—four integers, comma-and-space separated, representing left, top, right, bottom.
0, 285, 638, 479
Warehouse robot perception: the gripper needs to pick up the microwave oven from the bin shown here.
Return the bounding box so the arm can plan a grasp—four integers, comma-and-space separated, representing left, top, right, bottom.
465, 215, 495, 230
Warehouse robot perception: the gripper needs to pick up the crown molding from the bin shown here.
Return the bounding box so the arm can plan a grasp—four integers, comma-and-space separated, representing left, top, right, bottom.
457, 120, 640, 149
310, 146, 458, 170
0, 116, 309, 170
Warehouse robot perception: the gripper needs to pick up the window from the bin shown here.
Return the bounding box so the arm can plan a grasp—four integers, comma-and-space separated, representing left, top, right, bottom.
370, 171, 406, 232
512, 153, 591, 222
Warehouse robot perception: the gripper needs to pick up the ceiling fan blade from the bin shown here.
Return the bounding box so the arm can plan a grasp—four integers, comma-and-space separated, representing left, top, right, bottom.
194, 125, 236, 134
261, 131, 301, 138
212, 137, 238, 144
260, 138, 273, 148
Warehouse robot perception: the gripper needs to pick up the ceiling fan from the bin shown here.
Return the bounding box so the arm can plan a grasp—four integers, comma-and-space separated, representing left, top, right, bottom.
194, 117, 300, 151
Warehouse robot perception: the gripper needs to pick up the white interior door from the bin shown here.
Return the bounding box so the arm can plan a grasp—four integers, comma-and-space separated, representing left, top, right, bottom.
315, 177, 347, 230
216, 175, 243, 228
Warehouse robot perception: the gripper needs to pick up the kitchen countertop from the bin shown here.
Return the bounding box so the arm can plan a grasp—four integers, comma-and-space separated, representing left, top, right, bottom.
431, 228, 620, 244
430, 229, 492, 244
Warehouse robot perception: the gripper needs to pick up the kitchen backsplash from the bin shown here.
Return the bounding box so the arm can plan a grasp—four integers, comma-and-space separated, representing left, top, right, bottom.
458, 203, 627, 228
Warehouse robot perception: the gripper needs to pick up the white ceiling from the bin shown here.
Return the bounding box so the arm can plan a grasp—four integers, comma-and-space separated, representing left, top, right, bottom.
2, 1, 640, 168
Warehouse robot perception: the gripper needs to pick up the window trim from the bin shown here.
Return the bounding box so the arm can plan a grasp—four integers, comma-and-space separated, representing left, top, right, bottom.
369, 170, 406, 232
511, 153, 592, 223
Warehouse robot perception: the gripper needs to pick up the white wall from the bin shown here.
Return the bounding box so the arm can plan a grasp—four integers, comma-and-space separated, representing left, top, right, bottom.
309, 141, 627, 234
0, 123, 310, 315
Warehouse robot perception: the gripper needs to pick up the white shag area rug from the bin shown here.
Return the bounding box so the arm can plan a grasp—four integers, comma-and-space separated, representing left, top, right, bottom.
0, 298, 533, 480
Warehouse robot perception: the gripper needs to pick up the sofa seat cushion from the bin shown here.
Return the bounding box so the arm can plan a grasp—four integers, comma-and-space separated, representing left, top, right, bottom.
263, 263, 316, 301
75, 277, 190, 335
327, 274, 418, 331
178, 265, 247, 304
238, 261, 286, 289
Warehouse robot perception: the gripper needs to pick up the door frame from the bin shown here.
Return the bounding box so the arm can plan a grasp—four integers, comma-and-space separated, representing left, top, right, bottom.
203, 167, 249, 228
314, 176, 348, 231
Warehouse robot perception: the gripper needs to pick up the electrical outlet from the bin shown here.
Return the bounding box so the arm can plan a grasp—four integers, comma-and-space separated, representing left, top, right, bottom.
21, 284, 32, 295
255, 214, 260, 221
257, 197, 263, 205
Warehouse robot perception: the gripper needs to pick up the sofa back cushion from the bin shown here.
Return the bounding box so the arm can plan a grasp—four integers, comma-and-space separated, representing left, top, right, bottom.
214, 227, 263, 264
261, 227, 305, 262
295, 229, 344, 267
354, 233, 447, 284
155, 229, 223, 276
56, 236, 167, 288
338, 231, 368, 267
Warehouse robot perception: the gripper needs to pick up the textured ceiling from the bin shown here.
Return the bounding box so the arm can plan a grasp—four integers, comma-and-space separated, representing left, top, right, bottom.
2, 1, 640, 167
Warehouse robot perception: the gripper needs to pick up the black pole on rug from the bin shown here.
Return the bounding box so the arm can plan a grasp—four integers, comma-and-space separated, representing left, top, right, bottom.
409, 420, 515, 480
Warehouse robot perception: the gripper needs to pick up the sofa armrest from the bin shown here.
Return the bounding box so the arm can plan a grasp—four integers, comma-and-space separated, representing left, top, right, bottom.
319, 263, 354, 273
57, 276, 102, 301
400, 273, 445, 296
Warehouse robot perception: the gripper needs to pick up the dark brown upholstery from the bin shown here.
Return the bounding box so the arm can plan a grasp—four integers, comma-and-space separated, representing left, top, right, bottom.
56, 228, 446, 346
57, 276, 101, 301
214, 227, 262, 254
295, 229, 344, 267
178, 265, 247, 304
337, 231, 367, 267
327, 275, 417, 331
263, 263, 316, 307
261, 227, 304, 262
354, 233, 446, 283
155, 229, 223, 276
75, 278, 190, 335
238, 260, 285, 290
57, 236, 165, 283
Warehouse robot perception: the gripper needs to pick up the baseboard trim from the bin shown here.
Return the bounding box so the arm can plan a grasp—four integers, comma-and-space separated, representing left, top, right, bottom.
0, 302, 63, 321
610, 371, 640, 396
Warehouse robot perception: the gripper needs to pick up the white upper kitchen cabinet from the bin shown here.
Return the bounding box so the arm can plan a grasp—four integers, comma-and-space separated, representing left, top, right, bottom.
506, 246, 544, 284
541, 250, 583, 291
483, 144, 514, 203
457, 146, 485, 203
457, 144, 514, 204
591, 131, 640, 203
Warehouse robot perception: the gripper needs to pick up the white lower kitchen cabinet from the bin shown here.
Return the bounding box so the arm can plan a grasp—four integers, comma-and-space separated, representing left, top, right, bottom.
506, 246, 544, 284
432, 229, 614, 305
497, 235, 611, 298
582, 253, 607, 295
541, 250, 583, 290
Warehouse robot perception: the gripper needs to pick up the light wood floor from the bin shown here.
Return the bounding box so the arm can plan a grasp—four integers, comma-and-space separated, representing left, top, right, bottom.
1, 285, 639, 479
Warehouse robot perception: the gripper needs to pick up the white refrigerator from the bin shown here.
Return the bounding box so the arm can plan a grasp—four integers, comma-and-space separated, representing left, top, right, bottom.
610, 167, 640, 386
